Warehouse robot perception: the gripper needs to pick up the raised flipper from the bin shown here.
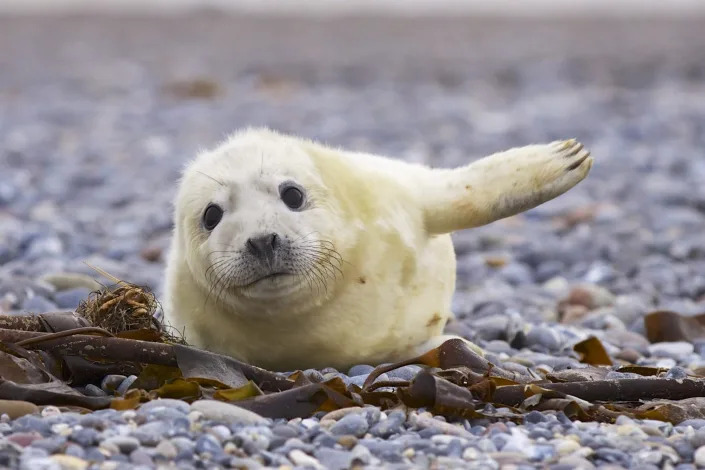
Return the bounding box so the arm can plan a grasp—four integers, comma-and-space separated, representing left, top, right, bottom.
423, 139, 592, 235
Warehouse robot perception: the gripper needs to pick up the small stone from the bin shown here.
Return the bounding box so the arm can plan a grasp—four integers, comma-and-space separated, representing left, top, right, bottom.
666, 366, 689, 380
154, 439, 178, 459
19, 457, 59, 470
523, 410, 547, 424
53, 288, 92, 309
525, 326, 562, 351
64, 444, 86, 459
694, 446, 705, 467
615, 348, 642, 363
347, 365, 374, 376
8, 431, 41, 447
170, 436, 196, 453
100, 375, 126, 394
21, 295, 57, 313
82, 385, 107, 397
129, 449, 153, 466
649, 342, 694, 359
320, 407, 362, 422
303, 369, 324, 382
40, 406, 61, 418
115, 375, 137, 396
70, 428, 99, 447
330, 413, 368, 437
336, 435, 357, 449
14, 414, 50, 434
315, 448, 356, 470
132, 421, 166, 446
0, 400, 39, 419
50, 455, 88, 470
289, 449, 323, 469
100, 436, 140, 454
31, 436, 67, 453
386, 365, 422, 380
190, 400, 267, 425
195, 434, 223, 455
564, 284, 615, 310
370, 410, 406, 438
209, 424, 232, 442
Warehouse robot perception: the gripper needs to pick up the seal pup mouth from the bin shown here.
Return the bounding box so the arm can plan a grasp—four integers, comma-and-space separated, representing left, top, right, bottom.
244, 271, 293, 287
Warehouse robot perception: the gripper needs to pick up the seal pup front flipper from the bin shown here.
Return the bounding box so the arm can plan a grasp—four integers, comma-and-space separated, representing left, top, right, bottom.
423, 139, 592, 235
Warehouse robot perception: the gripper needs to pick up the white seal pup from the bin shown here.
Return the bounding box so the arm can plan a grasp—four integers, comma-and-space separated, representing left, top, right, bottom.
163, 128, 592, 371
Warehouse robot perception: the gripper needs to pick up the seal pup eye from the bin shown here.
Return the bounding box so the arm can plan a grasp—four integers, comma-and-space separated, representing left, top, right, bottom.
202, 204, 224, 230
280, 184, 305, 210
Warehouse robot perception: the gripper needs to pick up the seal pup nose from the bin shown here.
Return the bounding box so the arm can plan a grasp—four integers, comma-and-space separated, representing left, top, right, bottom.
246, 233, 279, 264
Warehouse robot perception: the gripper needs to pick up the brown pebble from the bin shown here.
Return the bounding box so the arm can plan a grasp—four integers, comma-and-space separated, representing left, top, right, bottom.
0, 400, 39, 419
615, 348, 642, 363
484, 255, 507, 268
140, 245, 163, 263
567, 287, 595, 308
337, 435, 358, 449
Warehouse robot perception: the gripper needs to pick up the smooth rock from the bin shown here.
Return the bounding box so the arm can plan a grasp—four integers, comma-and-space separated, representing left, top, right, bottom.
694, 445, 705, 467
50, 454, 88, 470
648, 341, 694, 359
53, 288, 91, 309
347, 365, 374, 376
289, 449, 323, 469
190, 400, 267, 425
21, 295, 58, 313
329, 413, 369, 437
0, 400, 39, 419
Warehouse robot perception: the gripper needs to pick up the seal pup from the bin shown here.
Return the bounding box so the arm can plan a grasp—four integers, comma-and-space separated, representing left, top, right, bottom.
163, 128, 592, 371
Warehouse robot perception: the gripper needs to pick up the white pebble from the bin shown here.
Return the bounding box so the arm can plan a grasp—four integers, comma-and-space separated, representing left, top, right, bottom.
289, 449, 323, 469
41, 406, 62, 418
694, 446, 705, 467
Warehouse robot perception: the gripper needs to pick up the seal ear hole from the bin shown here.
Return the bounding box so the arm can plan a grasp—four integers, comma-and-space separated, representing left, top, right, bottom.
202, 204, 224, 231
279, 183, 305, 210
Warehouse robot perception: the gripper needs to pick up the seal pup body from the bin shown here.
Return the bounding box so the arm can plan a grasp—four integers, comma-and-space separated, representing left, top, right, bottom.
163, 129, 592, 371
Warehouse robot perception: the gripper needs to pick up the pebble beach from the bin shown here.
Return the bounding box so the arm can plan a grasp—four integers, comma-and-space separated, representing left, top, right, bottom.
2, 12, 705, 469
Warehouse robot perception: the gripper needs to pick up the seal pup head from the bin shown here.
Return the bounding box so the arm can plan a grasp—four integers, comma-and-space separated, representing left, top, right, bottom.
172, 129, 351, 314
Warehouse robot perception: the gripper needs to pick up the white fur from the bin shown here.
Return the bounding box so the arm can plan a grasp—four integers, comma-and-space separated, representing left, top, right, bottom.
163, 129, 592, 371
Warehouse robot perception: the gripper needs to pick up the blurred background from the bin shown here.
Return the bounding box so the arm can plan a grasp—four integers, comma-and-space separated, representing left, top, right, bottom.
2, 0, 705, 325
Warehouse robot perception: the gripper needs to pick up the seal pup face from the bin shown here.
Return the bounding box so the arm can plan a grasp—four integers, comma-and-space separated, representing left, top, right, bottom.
174, 131, 348, 312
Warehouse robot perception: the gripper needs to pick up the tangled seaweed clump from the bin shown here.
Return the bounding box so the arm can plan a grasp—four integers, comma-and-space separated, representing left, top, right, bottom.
74, 266, 186, 344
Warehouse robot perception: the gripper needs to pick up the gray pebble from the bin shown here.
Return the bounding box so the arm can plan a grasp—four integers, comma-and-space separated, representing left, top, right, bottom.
115, 375, 138, 395
130, 448, 154, 466
52, 287, 91, 309
525, 325, 562, 351
82, 384, 108, 397
370, 410, 406, 438
195, 434, 223, 456
330, 413, 369, 437
21, 295, 57, 313
70, 428, 99, 447
347, 365, 374, 376
314, 447, 358, 470
649, 341, 695, 359
386, 365, 422, 380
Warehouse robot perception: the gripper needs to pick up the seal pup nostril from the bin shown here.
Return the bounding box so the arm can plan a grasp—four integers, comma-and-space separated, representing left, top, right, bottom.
246, 233, 279, 264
